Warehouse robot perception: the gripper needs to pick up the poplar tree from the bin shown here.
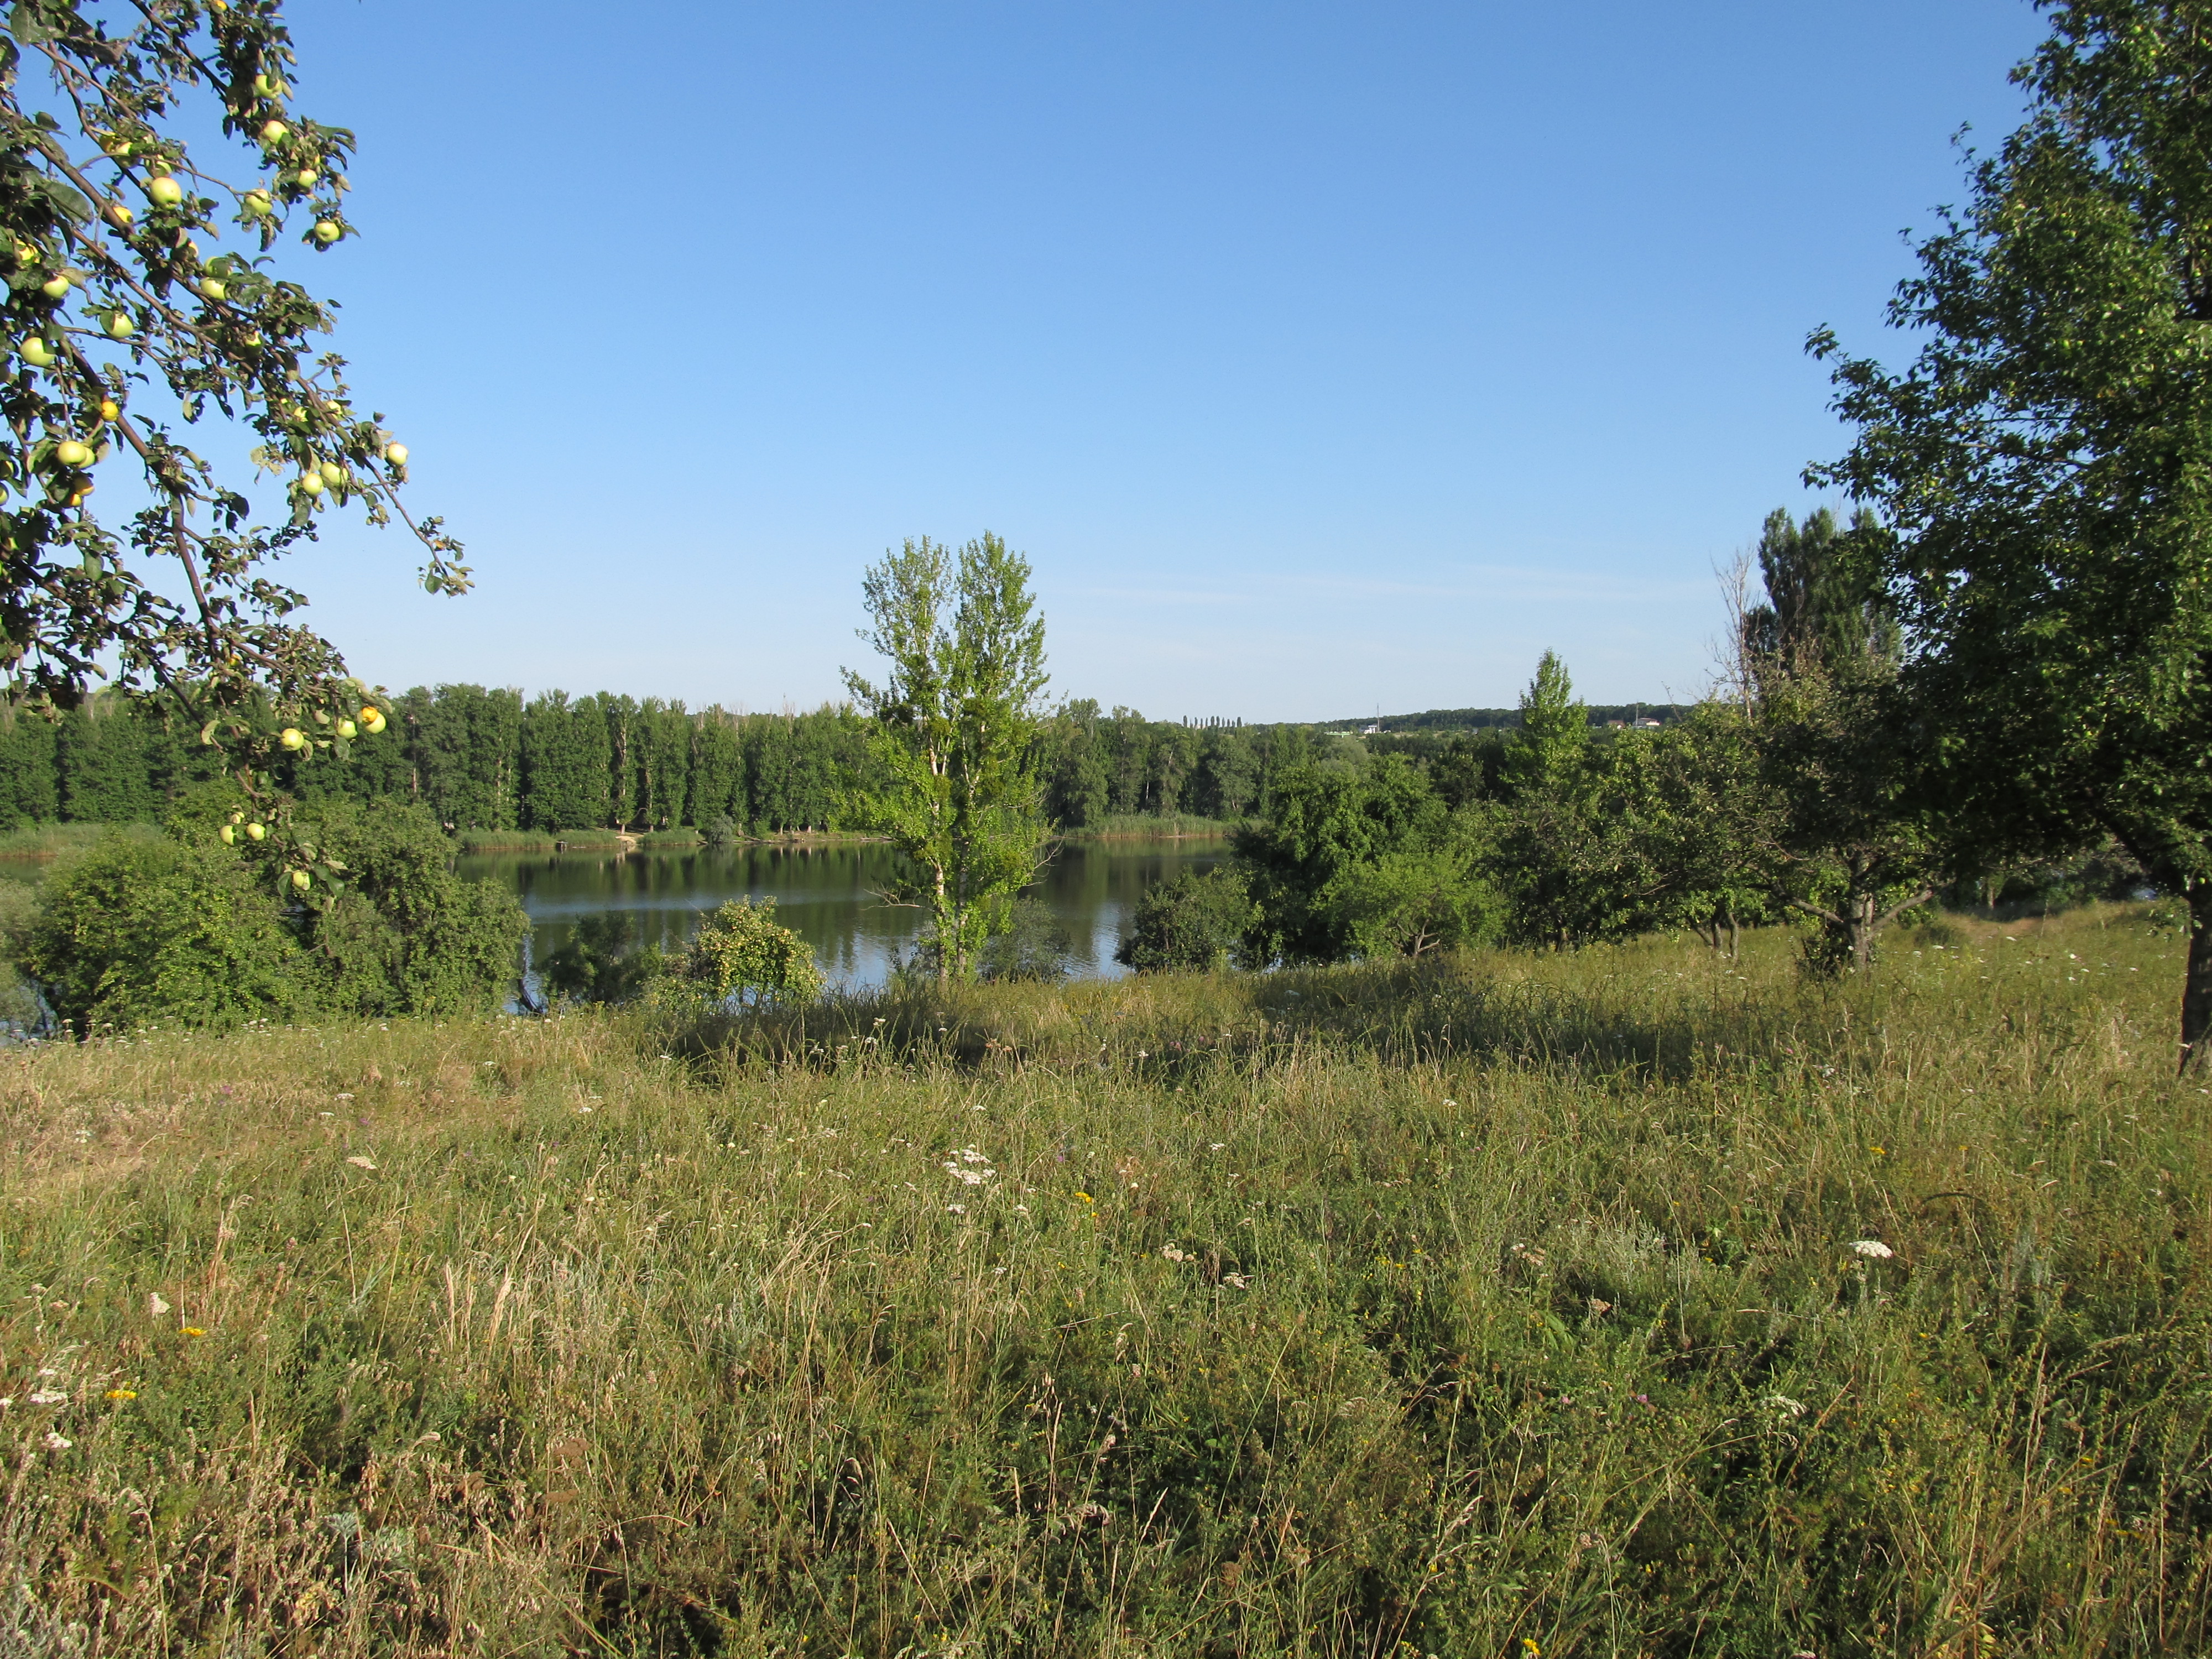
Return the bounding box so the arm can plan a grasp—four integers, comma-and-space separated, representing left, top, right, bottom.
1813, 0, 2212, 1063
843, 533, 1049, 983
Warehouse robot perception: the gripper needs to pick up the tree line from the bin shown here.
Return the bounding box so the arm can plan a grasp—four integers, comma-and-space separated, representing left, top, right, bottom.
0, 684, 1656, 837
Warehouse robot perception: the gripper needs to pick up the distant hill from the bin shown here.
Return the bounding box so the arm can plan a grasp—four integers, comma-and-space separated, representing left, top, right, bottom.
1314, 704, 1687, 734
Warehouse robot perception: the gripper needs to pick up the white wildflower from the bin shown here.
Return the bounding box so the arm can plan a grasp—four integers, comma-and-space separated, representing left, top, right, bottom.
947, 1203, 966, 1214
28, 1389, 66, 1406
1762, 1395, 1807, 1418
1849, 1239, 1895, 1259
42, 1431, 70, 1451
147, 1293, 170, 1317
1160, 1244, 1190, 1262
345, 1155, 377, 1170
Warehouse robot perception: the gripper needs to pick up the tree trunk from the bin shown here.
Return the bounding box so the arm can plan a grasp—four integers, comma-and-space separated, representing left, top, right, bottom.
2180, 888, 2212, 1073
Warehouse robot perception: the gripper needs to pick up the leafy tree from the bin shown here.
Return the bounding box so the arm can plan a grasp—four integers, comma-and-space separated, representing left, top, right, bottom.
1810, 2, 2212, 1039
1499, 649, 1589, 800
286, 799, 525, 1015
1329, 843, 1503, 959
1115, 867, 1256, 973
0, 0, 461, 765
1235, 754, 1488, 965
843, 533, 1050, 983
1740, 508, 1896, 675
661, 896, 820, 1008
15, 828, 315, 1029
1196, 726, 1260, 818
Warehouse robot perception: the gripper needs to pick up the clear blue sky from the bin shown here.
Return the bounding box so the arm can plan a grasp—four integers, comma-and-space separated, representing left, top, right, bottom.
269, 0, 2045, 721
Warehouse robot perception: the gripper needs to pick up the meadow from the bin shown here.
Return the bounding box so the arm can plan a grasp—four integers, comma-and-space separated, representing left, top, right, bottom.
0, 905, 2205, 1656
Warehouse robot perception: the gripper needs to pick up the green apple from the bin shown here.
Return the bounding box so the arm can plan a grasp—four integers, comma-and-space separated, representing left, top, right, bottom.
280, 727, 305, 749
319, 461, 345, 486
362, 707, 388, 735
259, 120, 288, 145
312, 221, 341, 244
229, 810, 244, 823
199, 278, 227, 301
147, 176, 184, 207
219, 823, 235, 844
105, 312, 133, 339
296, 169, 318, 189
298, 471, 325, 497
20, 338, 55, 367
53, 440, 92, 467
242, 190, 272, 218
291, 869, 311, 891
384, 442, 409, 466
105, 200, 133, 228
98, 398, 119, 421
241, 331, 263, 348
245, 821, 267, 841
336, 718, 358, 739
38, 275, 68, 299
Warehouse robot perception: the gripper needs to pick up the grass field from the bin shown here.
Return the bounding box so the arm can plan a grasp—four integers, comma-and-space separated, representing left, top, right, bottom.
1, 905, 2206, 1655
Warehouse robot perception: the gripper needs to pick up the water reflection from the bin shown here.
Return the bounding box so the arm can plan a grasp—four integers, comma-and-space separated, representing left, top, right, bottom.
459, 836, 1231, 993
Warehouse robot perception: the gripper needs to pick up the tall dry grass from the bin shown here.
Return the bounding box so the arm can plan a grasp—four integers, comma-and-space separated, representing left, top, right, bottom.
0, 905, 2205, 1656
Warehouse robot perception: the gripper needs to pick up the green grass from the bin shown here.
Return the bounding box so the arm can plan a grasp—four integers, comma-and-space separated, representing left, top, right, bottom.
0, 822, 131, 861
1, 905, 2206, 1655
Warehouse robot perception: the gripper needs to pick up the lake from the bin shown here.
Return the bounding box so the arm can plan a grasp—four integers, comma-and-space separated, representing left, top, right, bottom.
459, 836, 1232, 994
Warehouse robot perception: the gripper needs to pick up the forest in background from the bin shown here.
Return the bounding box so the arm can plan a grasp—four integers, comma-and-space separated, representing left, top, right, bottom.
0, 687, 1610, 838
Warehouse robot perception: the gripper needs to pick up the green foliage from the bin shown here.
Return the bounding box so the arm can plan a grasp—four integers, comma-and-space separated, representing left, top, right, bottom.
290, 801, 526, 1017
1116, 868, 1258, 973
979, 896, 1078, 983
543, 911, 662, 1008
0, 0, 462, 765
13, 831, 316, 1031
662, 897, 821, 1008
1811, 4, 2212, 1039
12, 801, 521, 1030
843, 533, 1051, 981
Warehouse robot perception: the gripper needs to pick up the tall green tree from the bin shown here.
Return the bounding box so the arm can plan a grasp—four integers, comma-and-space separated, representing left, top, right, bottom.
843, 533, 1049, 983
1809, 3, 2212, 1040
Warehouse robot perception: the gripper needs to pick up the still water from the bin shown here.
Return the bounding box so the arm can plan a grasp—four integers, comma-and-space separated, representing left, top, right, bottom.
460, 837, 1231, 993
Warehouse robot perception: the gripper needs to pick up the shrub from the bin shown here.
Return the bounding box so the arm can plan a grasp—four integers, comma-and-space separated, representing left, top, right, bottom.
295, 801, 529, 1016
1116, 868, 1256, 974
979, 898, 1077, 983
14, 832, 319, 1031
543, 911, 664, 1006
13, 804, 527, 1031
664, 898, 821, 1008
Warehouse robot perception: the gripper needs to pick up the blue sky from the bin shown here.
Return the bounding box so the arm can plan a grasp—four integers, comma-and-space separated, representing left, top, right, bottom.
264, 0, 2046, 721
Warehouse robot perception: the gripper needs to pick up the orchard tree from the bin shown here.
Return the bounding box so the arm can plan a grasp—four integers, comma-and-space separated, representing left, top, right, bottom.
843, 533, 1050, 983
0, 0, 463, 832
1812, 1, 2212, 1058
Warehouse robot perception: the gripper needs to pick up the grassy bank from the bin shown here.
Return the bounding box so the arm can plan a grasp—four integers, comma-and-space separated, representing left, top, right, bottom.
0, 823, 121, 862
1, 905, 2206, 1655
1061, 813, 1237, 841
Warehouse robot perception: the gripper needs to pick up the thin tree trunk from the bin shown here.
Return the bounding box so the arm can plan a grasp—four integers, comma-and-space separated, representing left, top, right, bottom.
2180, 889, 2212, 1073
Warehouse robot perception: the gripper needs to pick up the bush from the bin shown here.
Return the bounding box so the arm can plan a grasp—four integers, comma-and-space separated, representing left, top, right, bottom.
543, 911, 664, 1006
13, 804, 526, 1032
979, 898, 1077, 983
663, 898, 821, 1008
1116, 868, 1256, 974
295, 801, 529, 1016
14, 832, 319, 1032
